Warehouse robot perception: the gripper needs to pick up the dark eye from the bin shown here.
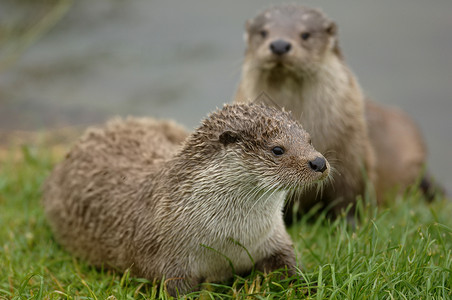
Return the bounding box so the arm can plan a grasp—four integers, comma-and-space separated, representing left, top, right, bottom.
272, 146, 285, 156
259, 30, 268, 38
308, 138, 312, 145
300, 32, 310, 40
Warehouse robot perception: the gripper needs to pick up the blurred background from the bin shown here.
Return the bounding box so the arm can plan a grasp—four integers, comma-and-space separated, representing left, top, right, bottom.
0, 0, 451, 191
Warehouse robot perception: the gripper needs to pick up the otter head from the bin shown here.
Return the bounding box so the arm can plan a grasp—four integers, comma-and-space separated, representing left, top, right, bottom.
184, 104, 330, 194
244, 4, 340, 76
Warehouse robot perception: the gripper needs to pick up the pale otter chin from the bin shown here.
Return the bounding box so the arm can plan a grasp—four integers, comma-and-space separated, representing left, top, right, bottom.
43, 103, 330, 296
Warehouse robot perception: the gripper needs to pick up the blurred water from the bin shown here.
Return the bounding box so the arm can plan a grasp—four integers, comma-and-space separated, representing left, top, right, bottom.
0, 0, 451, 191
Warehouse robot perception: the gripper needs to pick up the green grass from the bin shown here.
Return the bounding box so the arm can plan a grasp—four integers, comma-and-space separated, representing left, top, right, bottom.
1, 146, 451, 299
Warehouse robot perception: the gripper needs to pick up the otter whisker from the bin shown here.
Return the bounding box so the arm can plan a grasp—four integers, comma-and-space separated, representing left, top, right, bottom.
244, 181, 280, 220
261, 184, 283, 211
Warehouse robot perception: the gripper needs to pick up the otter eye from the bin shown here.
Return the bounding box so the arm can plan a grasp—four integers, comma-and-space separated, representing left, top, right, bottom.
272, 146, 285, 156
259, 30, 268, 38
300, 32, 310, 40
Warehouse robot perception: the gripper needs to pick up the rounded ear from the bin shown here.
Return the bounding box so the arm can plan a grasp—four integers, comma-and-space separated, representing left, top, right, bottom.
245, 19, 253, 31
243, 19, 253, 44
219, 130, 238, 145
326, 22, 337, 35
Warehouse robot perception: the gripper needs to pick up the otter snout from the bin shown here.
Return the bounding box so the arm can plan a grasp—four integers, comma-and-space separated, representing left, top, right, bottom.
309, 157, 327, 173
270, 39, 292, 55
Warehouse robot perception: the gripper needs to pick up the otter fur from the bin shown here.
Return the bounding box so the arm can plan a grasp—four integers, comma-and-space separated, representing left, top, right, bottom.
234, 4, 430, 212
365, 100, 427, 200
235, 4, 375, 216
42, 104, 330, 296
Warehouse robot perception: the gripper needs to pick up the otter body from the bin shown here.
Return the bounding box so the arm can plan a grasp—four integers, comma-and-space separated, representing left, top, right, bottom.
235, 5, 374, 214
43, 104, 330, 295
366, 100, 427, 199
235, 4, 427, 210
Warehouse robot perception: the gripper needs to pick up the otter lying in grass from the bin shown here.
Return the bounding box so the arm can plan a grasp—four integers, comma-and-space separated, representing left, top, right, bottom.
43, 103, 330, 296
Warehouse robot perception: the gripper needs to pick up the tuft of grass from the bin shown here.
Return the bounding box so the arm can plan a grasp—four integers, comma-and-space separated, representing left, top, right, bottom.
0, 145, 451, 299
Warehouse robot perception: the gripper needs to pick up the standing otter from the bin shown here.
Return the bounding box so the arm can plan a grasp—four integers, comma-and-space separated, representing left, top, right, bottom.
235, 4, 375, 216
234, 4, 428, 212
43, 104, 330, 296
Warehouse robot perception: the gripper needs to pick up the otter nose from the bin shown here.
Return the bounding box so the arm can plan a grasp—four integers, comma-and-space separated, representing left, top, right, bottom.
309, 157, 327, 173
270, 40, 291, 55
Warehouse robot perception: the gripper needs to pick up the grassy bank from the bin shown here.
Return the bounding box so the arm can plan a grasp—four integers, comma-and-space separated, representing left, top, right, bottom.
0, 146, 451, 299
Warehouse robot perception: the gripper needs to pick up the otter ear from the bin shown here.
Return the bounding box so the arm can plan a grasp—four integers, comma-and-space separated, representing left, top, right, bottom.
219, 130, 239, 145
245, 19, 253, 32
326, 22, 337, 36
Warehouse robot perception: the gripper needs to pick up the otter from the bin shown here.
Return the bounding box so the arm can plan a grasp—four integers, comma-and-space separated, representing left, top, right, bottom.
234, 4, 428, 213
235, 4, 375, 216
42, 104, 330, 296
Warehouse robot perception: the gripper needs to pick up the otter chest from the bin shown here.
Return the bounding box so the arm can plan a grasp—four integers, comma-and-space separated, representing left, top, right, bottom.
190, 191, 286, 280
265, 86, 339, 153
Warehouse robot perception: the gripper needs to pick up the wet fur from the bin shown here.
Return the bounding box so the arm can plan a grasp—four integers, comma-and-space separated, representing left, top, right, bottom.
43, 104, 329, 296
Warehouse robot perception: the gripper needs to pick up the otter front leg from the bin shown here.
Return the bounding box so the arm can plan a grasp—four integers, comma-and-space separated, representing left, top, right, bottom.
165, 277, 201, 297
255, 241, 297, 276
164, 275, 202, 297
255, 219, 298, 276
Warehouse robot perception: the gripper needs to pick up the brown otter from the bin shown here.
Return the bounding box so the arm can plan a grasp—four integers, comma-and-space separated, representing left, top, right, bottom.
235, 4, 375, 216
234, 4, 429, 213
42, 104, 330, 296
